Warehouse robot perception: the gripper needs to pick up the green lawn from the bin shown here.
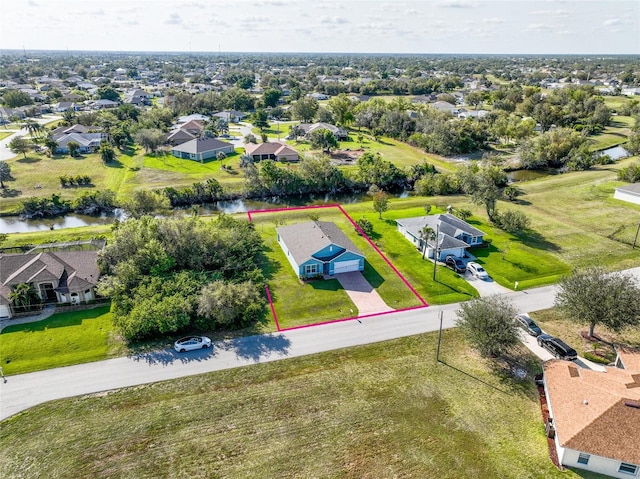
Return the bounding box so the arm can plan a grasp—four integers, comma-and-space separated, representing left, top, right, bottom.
0, 306, 126, 375
252, 206, 424, 328
0, 131, 14, 141
0, 329, 596, 479
588, 117, 633, 151
0, 224, 113, 249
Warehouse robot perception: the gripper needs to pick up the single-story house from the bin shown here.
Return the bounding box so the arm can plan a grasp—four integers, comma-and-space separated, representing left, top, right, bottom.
0, 251, 100, 319
276, 221, 365, 279
613, 183, 640, 206
166, 128, 197, 146
177, 113, 210, 124
51, 124, 102, 137
396, 213, 485, 260
297, 122, 349, 141
212, 110, 246, 123
308, 92, 329, 100
430, 101, 457, 115
54, 132, 105, 154
542, 349, 640, 478
171, 137, 235, 162
244, 141, 300, 162
177, 119, 205, 136
52, 102, 79, 112
87, 99, 119, 110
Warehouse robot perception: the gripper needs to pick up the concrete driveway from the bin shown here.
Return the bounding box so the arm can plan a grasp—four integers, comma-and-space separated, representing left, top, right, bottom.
335, 271, 394, 316
463, 271, 512, 296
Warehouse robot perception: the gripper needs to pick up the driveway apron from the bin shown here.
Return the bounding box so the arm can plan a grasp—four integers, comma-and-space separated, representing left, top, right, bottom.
335, 271, 394, 316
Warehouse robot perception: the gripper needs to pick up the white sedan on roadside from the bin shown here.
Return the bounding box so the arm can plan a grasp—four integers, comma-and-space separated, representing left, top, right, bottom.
466, 262, 489, 280
174, 336, 212, 352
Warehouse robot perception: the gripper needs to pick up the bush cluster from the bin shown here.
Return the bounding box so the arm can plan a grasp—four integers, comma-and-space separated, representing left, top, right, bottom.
59, 175, 92, 187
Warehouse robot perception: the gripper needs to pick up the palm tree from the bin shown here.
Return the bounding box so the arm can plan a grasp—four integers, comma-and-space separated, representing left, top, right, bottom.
419, 226, 436, 260
9, 283, 40, 312
44, 137, 59, 157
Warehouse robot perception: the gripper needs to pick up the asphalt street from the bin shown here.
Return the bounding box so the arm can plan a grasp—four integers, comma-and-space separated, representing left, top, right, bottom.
0, 284, 558, 420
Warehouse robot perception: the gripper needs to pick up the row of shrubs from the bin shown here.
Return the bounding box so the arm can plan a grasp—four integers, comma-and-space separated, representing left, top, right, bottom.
59, 175, 92, 187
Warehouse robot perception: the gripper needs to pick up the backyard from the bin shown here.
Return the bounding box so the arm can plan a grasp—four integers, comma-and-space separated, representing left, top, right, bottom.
0, 329, 603, 479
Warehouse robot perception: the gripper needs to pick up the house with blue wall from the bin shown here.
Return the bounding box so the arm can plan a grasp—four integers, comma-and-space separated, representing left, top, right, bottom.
276, 221, 365, 279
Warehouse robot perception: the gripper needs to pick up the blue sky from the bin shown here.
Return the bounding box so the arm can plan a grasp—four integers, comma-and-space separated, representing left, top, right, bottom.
3, 0, 639, 54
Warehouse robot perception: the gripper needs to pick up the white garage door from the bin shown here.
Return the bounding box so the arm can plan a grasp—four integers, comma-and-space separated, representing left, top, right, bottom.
333, 260, 360, 274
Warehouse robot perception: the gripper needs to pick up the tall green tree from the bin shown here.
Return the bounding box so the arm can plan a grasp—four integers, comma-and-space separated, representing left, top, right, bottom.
309, 129, 338, 154
9, 283, 41, 312
67, 141, 80, 157
291, 97, 319, 123
8, 136, 30, 158
327, 93, 355, 127
455, 296, 520, 358
135, 128, 165, 154
0, 161, 12, 188
99, 141, 116, 164
121, 190, 170, 219
555, 267, 640, 337
262, 88, 282, 108
372, 190, 389, 219
419, 226, 436, 260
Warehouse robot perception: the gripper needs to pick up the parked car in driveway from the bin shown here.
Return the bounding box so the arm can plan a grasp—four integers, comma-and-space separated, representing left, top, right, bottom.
174, 336, 212, 352
515, 313, 543, 336
466, 262, 489, 280
537, 334, 577, 360
445, 255, 467, 274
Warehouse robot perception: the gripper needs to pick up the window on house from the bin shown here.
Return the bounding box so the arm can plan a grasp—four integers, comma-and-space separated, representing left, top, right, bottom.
619, 463, 638, 475
577, 453, 590, 465
304, 264, 318, 275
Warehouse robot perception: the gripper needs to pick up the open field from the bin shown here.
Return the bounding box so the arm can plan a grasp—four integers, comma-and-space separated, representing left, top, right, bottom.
588, 116, 633, 151
0, 306, 126, 375
0, 330, 601, 479
0, 131, 14, 141
0, 147, 245, 213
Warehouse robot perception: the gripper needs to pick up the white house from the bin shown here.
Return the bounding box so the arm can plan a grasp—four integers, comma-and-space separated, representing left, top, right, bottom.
543, 352, 640, 478
613, 183, 640, 206
396, 214, 485, 260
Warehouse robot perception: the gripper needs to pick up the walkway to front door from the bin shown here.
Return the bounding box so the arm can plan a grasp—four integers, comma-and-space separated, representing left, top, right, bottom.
335, 271, 394, 316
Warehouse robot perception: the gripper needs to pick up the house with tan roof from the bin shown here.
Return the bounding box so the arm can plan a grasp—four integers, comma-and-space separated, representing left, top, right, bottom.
543, 353, 640, 478
0, 251, 100, 319
244, 141, 300, 162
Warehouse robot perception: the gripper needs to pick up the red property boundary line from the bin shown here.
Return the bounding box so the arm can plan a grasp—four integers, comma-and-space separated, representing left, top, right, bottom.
249, 204, 429, 332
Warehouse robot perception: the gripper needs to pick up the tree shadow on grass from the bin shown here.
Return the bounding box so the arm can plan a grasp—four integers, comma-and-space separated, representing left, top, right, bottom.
16, 156, 42, 164
0, 188, 21, 198
256, 245, 281, 281
105, 158, 125, 169
488, 353, 542, 401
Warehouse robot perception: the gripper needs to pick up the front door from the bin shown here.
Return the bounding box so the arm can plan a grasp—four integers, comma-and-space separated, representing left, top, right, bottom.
38, 283, 57, 302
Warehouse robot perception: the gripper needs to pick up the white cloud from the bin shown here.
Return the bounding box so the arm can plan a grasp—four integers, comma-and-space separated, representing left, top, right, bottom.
526, 23, 551, 32
603, 18, 622, 26
481, 17, 503, 24
436, 0, 477, 9
530, 9, 569, 17
320, 16, 348, 24
27, 0, 38, 6
164, 13, 183, 25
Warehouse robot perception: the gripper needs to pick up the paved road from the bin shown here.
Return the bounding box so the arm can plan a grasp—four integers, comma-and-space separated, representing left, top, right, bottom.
0, 285, 557, 420
1, 268, 638, 421
0, 115, 62, 161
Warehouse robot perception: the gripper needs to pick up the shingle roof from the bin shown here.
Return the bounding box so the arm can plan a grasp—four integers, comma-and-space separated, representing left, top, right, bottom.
0, 251, 100, 304
244, 141, 298, 157
544, 359, 640, 464
276, 221, 364, 266
616, 346, 640, 372
171, 137, 233, 154
396, 214, 484, 250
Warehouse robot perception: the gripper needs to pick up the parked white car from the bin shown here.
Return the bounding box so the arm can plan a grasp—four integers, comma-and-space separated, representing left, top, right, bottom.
174, 336, 212, 352
466, 262, 489, 280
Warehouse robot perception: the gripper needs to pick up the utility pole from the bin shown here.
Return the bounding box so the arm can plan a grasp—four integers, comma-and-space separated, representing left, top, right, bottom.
633, 221, 640, 249
432, 223, 439, 281
436, 310, 443, 362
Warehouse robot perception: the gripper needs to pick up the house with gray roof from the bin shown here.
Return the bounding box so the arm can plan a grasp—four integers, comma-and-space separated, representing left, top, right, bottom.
0, 251, 100, 319
276, 221, 365, 279
396, 213, 485, 260
613, 183, 640, 206
296, 122, 349, 141
170, 137, 235, 162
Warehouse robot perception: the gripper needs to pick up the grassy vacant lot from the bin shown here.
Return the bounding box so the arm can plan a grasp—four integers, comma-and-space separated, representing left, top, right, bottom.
0, 131, 14, 141
0, 306, 125, 375
0, 146, 245, 214
588, 116, 633, 151
531, 309, 640, 363
0, 330, 597, 479
515, 157, 640, 270
252, 206, 425, 328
